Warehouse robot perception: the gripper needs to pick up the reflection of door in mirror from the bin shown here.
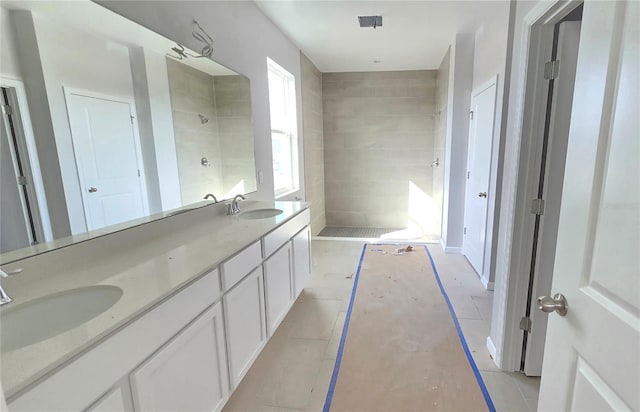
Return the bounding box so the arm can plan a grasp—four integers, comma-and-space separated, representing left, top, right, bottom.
65, 90, 149, 231
1, 90, 33, 252
0, 84, 48, 254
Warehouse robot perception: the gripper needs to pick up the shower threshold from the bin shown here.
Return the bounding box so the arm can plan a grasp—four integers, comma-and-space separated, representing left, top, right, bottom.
318, 226, 405, 239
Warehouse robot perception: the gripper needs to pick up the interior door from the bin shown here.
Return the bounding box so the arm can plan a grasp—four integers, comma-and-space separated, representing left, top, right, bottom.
538, 1, 639, 410
0, 104, 32, 252
463, 80, 497, 276
524, 19, 582, 377
66, 92, 147, 231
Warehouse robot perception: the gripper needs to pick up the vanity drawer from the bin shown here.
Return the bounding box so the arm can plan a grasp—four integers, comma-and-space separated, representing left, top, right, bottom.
263, 209, 310, 258
221, 241, 262, 291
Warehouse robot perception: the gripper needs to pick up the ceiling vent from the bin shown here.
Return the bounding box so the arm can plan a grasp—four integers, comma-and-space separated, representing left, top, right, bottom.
358, 15, 383, 29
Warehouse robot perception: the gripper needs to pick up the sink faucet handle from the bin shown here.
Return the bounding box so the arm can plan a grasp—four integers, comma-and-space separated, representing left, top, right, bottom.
0, 268, 23, 277
228, 194, 246, 215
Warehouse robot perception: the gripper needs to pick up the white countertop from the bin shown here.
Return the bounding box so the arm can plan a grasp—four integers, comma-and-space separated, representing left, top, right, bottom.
0, 201, 309, 398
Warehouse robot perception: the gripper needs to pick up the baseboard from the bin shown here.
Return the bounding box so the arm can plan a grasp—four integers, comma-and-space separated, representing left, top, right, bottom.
486, 336, 499, 368
480, 276, 495, 291
439, 238, 463, 254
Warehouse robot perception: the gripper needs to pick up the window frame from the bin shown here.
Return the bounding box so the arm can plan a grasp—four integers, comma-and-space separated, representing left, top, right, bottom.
267, 58, 299, 198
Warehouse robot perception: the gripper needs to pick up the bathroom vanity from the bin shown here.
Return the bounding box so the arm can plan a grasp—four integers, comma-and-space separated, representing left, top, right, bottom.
1, 201, 311, 412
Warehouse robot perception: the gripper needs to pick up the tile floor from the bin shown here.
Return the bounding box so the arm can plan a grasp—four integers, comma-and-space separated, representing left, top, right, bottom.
223, 240, 540, 412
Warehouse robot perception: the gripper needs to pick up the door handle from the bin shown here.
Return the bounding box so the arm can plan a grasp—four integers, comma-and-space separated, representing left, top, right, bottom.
478, 192, 487, 198
537, 293, 568, 316
88, 187, 98, 193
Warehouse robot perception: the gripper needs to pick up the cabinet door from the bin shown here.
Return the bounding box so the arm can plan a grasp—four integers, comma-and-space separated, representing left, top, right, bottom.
84, 383, 133, 412
292, 226, 312, 298
130, 303, 229, 412
224, 267, 266, 388
264, 243, 293, 335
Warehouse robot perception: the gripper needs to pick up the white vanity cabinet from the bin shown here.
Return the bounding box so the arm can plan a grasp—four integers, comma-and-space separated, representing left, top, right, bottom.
7, 269, 223, 412
292, 226, 311, 298
5, 205, 312, 412
223, 267, 266, 389
130, 302, 228, 412
84, 382, 133, 412
264, 243, 294, 335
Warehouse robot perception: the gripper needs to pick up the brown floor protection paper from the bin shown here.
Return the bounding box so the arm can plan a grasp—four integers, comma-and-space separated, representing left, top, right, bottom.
329, 244, 488, 412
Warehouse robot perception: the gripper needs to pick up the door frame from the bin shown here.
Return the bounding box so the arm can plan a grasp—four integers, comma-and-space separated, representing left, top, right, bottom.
462, 75, 498, 288
62, 87, 149, 231
489, 0, 583, 371
0, 76, 52, 243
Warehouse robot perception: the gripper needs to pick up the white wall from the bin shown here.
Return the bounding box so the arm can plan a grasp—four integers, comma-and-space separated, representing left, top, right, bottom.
0, 7, 21, 80
441, 34, 474, 252
470, 2, 511, 288
96, 0, 304, 201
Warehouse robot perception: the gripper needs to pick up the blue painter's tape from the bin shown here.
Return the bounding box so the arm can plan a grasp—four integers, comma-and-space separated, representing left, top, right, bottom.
323, 243, 367, 412
424, 245, 496, 412
323, 244, 495, 412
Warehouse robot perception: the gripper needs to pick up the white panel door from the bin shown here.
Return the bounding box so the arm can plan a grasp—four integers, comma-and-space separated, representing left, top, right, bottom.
130, 303, 229, 412
292, 226, 311, 298
538, 1, 639, 410
463, 80, 497, 275
66, 91, 147, 231
224, 267, 266, 388
264, 243, 293, 335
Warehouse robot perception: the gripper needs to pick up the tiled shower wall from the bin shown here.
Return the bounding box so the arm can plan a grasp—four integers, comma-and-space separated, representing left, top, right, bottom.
301, 53, 326, 235
167, 58, 224, 205
433, 49, 450, 238
322, 70, 438, 234
214, 75, 256, 198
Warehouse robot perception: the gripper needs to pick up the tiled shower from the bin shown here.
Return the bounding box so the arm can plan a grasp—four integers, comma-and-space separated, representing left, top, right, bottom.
302, 53, 450, 241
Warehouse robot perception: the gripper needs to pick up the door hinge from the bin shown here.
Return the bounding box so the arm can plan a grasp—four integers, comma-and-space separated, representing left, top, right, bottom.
531, 198, 545, 215
467, 171, 470, 180
17, 176, 27, 186
519, 316, 532, 333
544, 60, 560, 80
463, 227, 467, 235
1, 104, 13, 116
137, 169, 141, 177
469, 110, 474, 120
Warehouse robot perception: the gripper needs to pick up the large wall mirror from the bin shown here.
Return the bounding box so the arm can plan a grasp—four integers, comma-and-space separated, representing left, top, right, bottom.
0, 1, 257, 263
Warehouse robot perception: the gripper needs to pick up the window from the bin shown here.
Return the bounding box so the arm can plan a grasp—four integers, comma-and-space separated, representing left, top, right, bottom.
267, 58, 298, 197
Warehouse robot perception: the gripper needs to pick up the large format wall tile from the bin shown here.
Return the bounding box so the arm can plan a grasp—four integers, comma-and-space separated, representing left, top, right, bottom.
323, 70, 438, 237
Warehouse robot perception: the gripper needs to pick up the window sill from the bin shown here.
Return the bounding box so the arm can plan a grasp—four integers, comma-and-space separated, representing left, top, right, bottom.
275, 188, 301, 201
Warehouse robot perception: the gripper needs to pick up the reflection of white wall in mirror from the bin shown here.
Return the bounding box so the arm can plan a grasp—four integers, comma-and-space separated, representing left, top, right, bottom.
0, 7, 20, 79
130, 49, 182, 213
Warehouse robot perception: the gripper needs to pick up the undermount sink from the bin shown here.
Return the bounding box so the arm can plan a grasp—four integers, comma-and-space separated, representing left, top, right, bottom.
239, 208, 283, 219
1, 285, 123, 352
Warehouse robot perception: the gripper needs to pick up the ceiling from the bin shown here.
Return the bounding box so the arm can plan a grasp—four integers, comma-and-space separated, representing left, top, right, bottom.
255, 1, 509, 72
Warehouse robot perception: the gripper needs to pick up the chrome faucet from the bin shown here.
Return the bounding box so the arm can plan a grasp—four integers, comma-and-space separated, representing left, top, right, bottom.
0, 268, 22, 306
228, 194, 246, 215
203, 193, 218, 202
